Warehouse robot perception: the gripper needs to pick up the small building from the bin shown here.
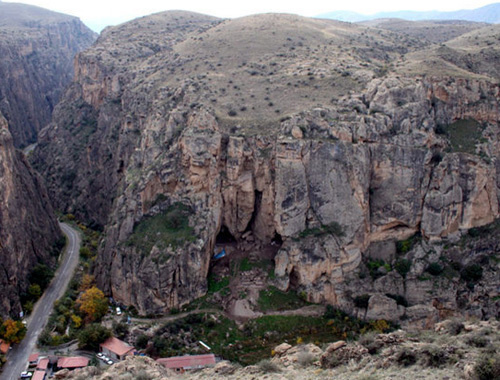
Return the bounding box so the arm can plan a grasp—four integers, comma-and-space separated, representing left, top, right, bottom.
37, 358, 49, 371
100, 337, 135, 361
32, 370, 46, 380
157, 354, 216, 373
0, 339, 10, 355
56, 356, 89, 371
29, 353, 39, 367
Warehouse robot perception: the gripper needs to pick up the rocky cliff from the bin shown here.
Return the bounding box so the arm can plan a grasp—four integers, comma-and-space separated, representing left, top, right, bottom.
0, 1, 96, 147
0, 114, 62, 317
33, 12, 500, 319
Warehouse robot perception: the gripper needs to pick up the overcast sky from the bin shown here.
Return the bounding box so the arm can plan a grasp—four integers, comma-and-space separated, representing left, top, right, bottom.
3, 0, 496, 32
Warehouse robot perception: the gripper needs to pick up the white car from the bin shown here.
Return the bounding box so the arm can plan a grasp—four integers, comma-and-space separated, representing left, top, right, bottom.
106, 359, 114, 365
20, 371, 32, 378
96, 353, 105, 359
116, 307, 122, 315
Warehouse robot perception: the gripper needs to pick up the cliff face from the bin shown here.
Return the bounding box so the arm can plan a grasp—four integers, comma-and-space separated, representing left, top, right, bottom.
33, 12, 500, 318
0, 114, 62, 317
0, 2, 96, 147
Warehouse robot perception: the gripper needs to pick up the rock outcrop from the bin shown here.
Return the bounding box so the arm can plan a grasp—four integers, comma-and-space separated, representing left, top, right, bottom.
0, 1, 96, 147
0, 114, 62, 317
32, 12, 500, 317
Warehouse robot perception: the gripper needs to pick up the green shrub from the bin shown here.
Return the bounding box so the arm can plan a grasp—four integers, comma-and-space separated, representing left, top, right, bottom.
446, 320, 464, 335
420, 344, 449, 367
366, 259, 391, 279
257, 359, 281, 373
396, 233, 420, 254
320, 352, 341, 368
297, 351, 316, 367
359, 332, 380, 354
396, 346, 417, 367
112, 322, 128, 340
298, 222, 344, 239
79, 246, 93, 260
426, 262, 444, 276
394, 259, 412, 278
461, 264, 483, 283
77, 324, 111, 350
135, 334, 149, 349
473, 354, 500, 380
28, 264, 54, 291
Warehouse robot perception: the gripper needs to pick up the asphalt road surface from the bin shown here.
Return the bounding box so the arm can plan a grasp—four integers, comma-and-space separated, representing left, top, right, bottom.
0, 222, 81, 380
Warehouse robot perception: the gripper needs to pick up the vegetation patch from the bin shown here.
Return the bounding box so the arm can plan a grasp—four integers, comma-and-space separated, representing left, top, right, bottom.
257, 286, 309, 312
127, 203, 195, 255
437, 118, 484, 154
296, 221, 344, 239
396, 233, 421, 254
142, 306, 393, 366
394, 259, 412, 278
366, 259, 391, 279
207, 274, 230, 294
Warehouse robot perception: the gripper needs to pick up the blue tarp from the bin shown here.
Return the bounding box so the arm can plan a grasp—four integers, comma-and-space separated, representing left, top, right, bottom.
213, 249, 226, 260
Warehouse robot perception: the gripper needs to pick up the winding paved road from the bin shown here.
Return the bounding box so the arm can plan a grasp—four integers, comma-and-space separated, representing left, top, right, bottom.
0, 222, 80, 380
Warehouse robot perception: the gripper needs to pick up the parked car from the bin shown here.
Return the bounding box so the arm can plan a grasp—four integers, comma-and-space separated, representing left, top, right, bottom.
96, 353, 105, 359
116, 307, 122, 315
106, 359, 113, 365
20, 371, 32, 378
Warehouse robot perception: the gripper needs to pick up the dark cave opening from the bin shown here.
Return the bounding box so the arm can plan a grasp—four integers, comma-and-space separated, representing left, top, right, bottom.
289, 267, 300, 289
215, 225, 236, 244
271, 232, 283, 246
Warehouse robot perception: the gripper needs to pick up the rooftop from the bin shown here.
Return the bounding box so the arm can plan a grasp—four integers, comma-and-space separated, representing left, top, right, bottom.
100, 337, 135, 356
0, 339, 10, 355
57, 356, 89, 368
29, 353, 39, 363
157, 354, 216, 369
32, 370, 46, 380
37, 358, 49, 370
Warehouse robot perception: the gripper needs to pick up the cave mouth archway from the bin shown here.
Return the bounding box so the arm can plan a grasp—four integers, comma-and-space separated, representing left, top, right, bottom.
216, 225, 236, 245
271, 232, 283, 246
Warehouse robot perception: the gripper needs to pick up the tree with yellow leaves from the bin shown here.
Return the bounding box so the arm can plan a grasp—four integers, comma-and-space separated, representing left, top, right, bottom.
79, 274, 95, 292
76, 286, 108, 323
0, 319, 26, 344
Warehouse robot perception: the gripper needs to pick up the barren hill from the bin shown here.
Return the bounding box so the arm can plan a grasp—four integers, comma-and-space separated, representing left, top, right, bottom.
359, 19, 488, 44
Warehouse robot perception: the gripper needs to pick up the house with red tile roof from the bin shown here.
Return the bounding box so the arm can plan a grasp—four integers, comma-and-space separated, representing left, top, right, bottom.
37, 357, 49, 371
157, 354, 216, 372
56, 356, 89, 370
100, 337, 135, 361
32, 370, 46, 380
29, 353, 39, 366
0, 339, 10, 355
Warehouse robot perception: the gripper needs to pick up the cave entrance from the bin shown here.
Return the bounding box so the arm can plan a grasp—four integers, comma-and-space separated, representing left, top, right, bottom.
271, 232, 283, 246
289, 267, 300, 289
215, 225, 236, 245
